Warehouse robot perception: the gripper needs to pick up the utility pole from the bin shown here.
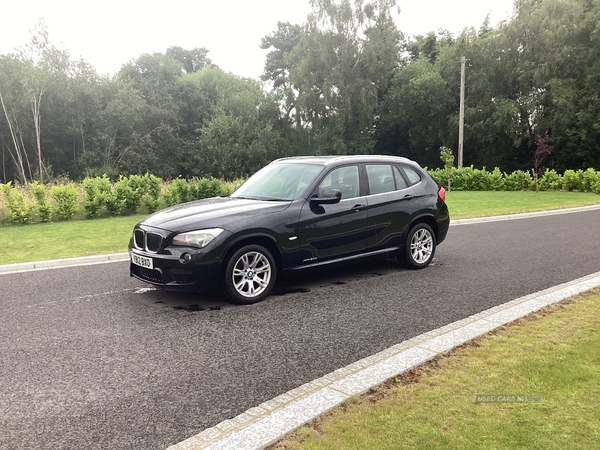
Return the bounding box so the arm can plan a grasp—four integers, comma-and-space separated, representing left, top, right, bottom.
458, 56, 466, 168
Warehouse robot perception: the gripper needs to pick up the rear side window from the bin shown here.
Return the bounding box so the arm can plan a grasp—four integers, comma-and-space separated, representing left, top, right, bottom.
366, 165, 395, 195
401, 166, 422, 186
393, 166, 409, 190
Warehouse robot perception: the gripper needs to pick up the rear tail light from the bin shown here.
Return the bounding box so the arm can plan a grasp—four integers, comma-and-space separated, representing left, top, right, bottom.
438, 186, 446, 202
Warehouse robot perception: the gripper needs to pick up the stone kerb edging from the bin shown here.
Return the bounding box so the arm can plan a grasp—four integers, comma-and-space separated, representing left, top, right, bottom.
0, 253, 130, 274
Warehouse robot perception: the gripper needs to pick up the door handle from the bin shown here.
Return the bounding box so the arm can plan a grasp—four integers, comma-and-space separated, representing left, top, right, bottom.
352, 204, 367, 211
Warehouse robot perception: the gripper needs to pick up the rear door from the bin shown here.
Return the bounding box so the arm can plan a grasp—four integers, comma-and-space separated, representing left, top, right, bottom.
364, 164, 419, 251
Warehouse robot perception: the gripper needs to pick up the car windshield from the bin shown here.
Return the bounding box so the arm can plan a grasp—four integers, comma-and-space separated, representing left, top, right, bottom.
231, 163, 324, 201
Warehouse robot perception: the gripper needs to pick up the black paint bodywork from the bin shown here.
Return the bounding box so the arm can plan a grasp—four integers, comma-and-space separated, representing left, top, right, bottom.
129, 156, 450, 292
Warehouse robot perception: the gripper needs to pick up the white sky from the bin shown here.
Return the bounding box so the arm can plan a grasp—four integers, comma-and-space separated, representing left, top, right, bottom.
1, 0, 515, 80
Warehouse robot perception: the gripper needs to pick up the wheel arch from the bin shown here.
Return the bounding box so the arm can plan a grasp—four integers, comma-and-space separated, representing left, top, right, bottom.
221, 233, 283, 279
409, 214, 439, 242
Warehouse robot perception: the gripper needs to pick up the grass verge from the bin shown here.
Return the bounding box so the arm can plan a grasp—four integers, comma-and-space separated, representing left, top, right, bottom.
271, 289, 600, 450
0, 191, 598, 265
445, 190, 600, 219
0, 215, 145, 265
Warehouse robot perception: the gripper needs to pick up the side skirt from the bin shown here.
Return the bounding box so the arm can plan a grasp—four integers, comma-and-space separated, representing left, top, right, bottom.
285, 246, 402, 273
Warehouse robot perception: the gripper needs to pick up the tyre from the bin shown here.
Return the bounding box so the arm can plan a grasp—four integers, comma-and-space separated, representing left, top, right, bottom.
224, 245, 277, 304
399, 223, 436, 269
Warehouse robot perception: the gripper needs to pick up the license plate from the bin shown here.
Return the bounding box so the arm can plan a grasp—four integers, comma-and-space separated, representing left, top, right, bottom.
131, 253, 153, 270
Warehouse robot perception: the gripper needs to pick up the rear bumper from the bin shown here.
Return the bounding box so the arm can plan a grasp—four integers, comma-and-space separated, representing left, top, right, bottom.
437, 219, 449, 245
436, 205, 450, 245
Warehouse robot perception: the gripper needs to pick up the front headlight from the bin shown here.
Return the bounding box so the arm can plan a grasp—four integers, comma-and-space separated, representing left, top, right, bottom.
172, 228, 224, 248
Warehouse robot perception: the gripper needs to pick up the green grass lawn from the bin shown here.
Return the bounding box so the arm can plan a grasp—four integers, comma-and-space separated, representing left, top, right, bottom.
445, 190, 600, 220
272, 290, 600, 450
0, 191, 598, 265
0, 215, 145, 265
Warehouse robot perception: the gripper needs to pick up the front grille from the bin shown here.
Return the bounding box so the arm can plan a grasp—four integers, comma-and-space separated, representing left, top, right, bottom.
134, 229, 144, 249
146, 232, 163, 252
134, 228, 164, 252
132, 265, 163, 283
169, 268, 195, 284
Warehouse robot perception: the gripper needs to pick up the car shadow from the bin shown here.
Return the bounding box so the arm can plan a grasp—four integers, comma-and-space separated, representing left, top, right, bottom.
130, 255, 405, 310
275, 255, 403, 291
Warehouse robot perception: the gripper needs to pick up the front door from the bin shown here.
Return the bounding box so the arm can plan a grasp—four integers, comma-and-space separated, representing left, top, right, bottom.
297, 165, 368, 264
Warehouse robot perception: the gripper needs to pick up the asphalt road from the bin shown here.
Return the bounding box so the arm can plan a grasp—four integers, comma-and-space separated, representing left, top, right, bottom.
1, 210, 599, 449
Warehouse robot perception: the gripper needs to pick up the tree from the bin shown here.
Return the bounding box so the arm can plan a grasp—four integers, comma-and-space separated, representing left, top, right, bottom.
532, 131, 553, 192
0, 22, 70, 182
261, 22, 303, 90
440, 146, 455, 191
187, 68, 283, 178
287, 0, 402, 155
260, 22, 303, 122
376, 56, 453, 166
0, 55, 33, 182
18, 23, 70, 181
496, 0, 600, 170
166, 46, 213, 73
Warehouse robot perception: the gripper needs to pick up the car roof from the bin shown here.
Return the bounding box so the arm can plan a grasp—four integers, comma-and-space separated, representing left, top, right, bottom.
272, 155, 419, 168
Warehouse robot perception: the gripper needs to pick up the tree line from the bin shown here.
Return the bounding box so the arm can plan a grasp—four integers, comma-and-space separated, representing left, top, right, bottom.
1, 0, 599, 184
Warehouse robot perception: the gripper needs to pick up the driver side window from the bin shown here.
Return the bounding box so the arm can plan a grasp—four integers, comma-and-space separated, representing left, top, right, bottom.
318, 165, 360, 199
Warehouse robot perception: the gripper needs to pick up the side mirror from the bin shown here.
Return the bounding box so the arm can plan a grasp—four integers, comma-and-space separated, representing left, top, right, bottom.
311, 188, 342, 205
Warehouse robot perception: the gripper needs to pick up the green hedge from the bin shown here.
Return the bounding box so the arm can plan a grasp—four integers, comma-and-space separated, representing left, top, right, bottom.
427, 166, 600, 193
0, 174, 234, 224
1, 168, 599, 224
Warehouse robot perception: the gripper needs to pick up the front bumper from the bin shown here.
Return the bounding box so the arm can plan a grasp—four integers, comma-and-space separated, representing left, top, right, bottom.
129, 249, 222, 291
129, 224, 231, 292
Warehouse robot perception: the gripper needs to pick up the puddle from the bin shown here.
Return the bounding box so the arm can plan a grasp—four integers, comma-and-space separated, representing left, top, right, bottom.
172, 304, 223, 312
173, 304, 205, 312
272, 287, 311, 296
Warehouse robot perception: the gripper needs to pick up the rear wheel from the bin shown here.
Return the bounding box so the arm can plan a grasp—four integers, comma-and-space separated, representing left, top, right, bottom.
399, 223, 436, 269
224, 245, 277, 304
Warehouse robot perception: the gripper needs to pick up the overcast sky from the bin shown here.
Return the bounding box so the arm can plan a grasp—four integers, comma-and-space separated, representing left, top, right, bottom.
1, 0, 515, 80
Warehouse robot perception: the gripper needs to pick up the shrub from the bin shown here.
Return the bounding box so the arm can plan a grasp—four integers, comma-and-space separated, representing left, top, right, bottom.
580, 168, 599, 192
190, 177, 228, 200
82, 175, 111, 218
593, 173, 600, 194
164, 178, 192, 206
451, 166, 493, 191
539, 169, 562, 191
30, 181, 53, 222
119, 175, 146, 215
140, 173, 162, 213
49, 183, 79, 220
503, 170, 533, 191
562, 170, 581, 191
0, 182, 34, 224
489, 167, 505, 191
105, 176, 138, 216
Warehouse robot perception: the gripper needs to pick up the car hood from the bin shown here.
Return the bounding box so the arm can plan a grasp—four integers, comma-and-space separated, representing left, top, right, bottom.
140, 196, 291, 232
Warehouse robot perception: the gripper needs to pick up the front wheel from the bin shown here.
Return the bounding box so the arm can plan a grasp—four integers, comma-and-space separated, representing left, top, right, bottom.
399, 223, 436, 269
224, 245, 277, 304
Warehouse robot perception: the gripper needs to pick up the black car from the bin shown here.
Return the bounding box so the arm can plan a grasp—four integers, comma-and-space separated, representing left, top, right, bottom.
129, 155, 449, 304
